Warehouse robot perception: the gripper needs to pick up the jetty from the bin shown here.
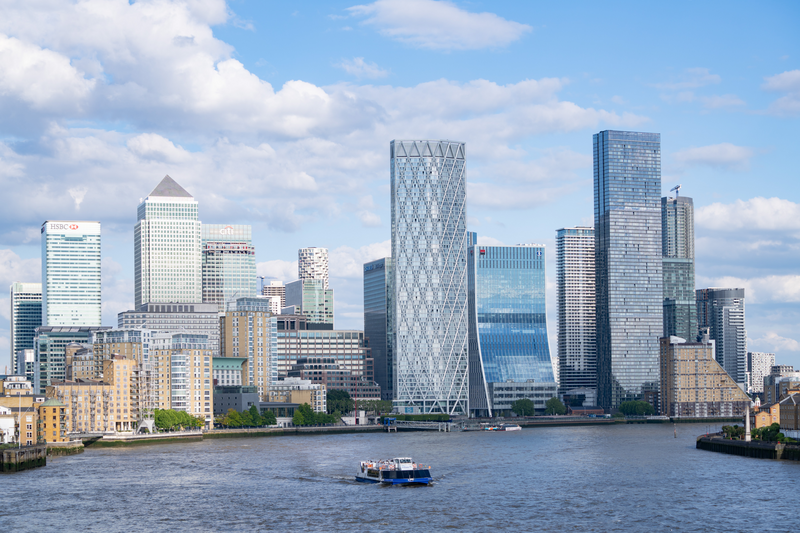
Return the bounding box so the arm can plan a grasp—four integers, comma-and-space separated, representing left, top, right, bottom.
696, 435, 800, 461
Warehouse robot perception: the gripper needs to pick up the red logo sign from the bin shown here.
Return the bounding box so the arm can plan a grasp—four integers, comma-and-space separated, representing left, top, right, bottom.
69, 224, 79, 230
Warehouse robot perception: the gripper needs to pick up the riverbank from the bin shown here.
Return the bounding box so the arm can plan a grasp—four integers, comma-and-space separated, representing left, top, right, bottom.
1, 445, 47, 472
696, 435, 800, 460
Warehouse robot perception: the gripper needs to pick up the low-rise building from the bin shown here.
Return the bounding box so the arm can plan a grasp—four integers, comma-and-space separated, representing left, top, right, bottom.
37, 398, 67, 443
753, 402, 780, 429
213, 385, 260, 416
780, 394, 800, 439
288, 357, 380, 400
764, 366, 800, 404
486, 381, 559, 416
258, 401, 298, 427
268, 377, 326, 413
213, 357, 247, 387
0, 394, 44, 446
0, 375, 33, 396
48, 379, 113, 433
659, 335, 751, 418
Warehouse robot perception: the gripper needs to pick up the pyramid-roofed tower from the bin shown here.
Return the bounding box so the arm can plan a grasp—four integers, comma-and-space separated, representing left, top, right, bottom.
148, 175, 193, 198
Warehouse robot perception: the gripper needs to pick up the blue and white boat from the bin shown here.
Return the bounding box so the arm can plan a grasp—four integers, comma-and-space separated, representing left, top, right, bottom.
355, 457, 432, 485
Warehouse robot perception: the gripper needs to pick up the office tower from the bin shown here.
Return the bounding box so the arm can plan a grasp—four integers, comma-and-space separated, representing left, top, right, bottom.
262, 280, 286, 309
298, 247, 329, 289
34, 326, 111, 393
15, 349, 36, 383
151, 332, 213, 427
594, 130, 663, 410
219, 297, 278, 398
556, 227, 596, 404
41, 221, 102, 326
201, 224, 256, 311
659, 335, 750, 417
391, 140, 468, 415
662, 194, 697, 340
696, 288, 747, 386
117, 302, 220, 356
364, 257, 393, 401
134, 175, 201, 309
748, 351, 775, 393
468, 243, 557, 417
10, 282, 42, 362
285, 279, 334, 328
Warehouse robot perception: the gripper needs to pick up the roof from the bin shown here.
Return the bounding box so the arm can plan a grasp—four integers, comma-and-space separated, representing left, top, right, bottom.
148, 175, 193, 198
40, 398, 66, 407
780, 394, 800, 406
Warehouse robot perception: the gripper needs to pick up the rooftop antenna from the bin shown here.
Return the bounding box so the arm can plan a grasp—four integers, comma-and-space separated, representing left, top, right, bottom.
670, 184, 682, 198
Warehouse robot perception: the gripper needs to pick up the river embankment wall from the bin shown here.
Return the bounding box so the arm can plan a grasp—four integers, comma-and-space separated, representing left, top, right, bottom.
1, 445, 47, 472
696, 436, 800, 461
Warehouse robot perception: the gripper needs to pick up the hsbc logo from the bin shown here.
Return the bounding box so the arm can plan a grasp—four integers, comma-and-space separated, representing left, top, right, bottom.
49, 222, 80, 231
69, 224, 79, 230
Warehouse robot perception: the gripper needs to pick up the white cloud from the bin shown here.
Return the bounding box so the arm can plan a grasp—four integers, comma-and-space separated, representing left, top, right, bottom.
750, 331, 800, 352
336, 57, 388, 79
101, 257, 133, 324
696, 197, 800, 231
762, 69, 800, 115
0, 249, 41, 289
673, 143, 754, 171
653, 67, 721, 90
701, 94, 745, 109
358, 211, 382, 227
476, 236, 504, 246
697, 275, 800, 304
347, 0, 531, 51
329, 240, 391, 279
257, 260, 298, 282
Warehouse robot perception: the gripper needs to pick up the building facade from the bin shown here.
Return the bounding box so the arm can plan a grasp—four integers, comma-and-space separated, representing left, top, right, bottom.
15, 349, 36, 384
696, 288, 747, 386
764, 366, 800, 405
748, 351, 775, 394
662, 195, 697, 341
268, 377, 327, 413
594, 130, 663, 410
151, 333, 213, 427
555, 227, 596, 399
298, 247, 329, 289
212, 357, 247, 387
34, 326, 110, 394
363, 257, 393, 401
659, 335, 750, 418
261, 281, 286, 310
285, 279, 334, 328
287, 357, 380, 400
118, 302, 220, 356
391, 140, 469, 415
10, 282, 42, 364
134, 175, 202, 309
41, 221, 101, 327
468, 243, 556, 417
37, 398, 67, 443
202, 224, 256, 311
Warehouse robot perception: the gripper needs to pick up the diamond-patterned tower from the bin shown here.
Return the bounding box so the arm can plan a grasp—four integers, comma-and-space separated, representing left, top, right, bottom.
391, 140, 469, 415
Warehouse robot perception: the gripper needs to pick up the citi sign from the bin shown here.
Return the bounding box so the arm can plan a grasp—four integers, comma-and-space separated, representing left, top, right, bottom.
220, 226, 234, 236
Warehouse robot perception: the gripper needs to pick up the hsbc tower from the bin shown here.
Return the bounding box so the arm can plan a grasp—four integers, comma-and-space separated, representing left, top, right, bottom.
41, 220, 102, 326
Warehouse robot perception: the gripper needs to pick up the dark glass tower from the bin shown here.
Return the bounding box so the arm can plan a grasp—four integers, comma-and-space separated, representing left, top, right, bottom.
661, 195, 697, 340
363, 257, 393, 401
594, 130, 663, 410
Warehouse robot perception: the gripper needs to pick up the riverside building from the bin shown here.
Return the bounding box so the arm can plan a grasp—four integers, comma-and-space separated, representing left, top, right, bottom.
594, 130, 663, 410
10, 282, 42, 363
468, 242, 557, 417
696, 288, 747, 387
134, 175, 202, 309
41, 221, 102, 327
34, 326, 110, 394
287, 357, 380, 400
151, 332, 213, 427
117, 302, 220, 356
363, 257, 393, 401
555, 227, 596, 403
391, 140, 469, 415
662, 194, 697, 341
201, 224, 256, 311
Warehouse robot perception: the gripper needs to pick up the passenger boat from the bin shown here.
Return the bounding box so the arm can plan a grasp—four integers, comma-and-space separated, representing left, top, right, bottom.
355, 457, 432, 485
484, 423, 522, 431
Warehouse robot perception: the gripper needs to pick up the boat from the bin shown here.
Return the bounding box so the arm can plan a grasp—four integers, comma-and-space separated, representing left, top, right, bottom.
483, 423, 522, 431
355, 457, 433, 485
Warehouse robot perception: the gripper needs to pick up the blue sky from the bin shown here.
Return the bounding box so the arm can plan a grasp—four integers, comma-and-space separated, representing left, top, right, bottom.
0, 0, 798, 371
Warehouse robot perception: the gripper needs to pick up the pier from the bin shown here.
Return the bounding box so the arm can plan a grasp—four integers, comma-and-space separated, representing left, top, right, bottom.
696, 435, 800, 461
1, 445, 47, 472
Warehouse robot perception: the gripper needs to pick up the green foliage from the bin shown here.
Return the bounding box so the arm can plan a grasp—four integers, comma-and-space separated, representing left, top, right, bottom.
357, 399, 393, 415
618, 401, 655, 416
510, 398, 535, 417
544, 397, 567, 416
327, 389, 354, 415
261, 409, 277, 426
292, 403, 339, 426
611, 412, 626, 418
751, 422, 784, 442
218, 406, 279, 428
154, 409, 203, 430
722, 424, 747, 440
379, 414, 450, 422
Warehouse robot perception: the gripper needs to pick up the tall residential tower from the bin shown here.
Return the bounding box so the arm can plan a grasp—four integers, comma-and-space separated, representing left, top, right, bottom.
697, 288, 747, 386
662, 194, 697, 340
594, 130, 663, 410
391, 140, 469, 415
299, 247, 329, 289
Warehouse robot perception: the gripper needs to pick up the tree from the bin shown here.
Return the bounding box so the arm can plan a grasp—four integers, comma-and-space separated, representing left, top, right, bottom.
544, 397, 567, 416
511, 398, 535, 417
751, 423, 783, 442
293, 403, 316, 426
618, 401, 655, 416
327, 389, 354, 415
248, 405, 262, 426
261, 409, 277, 426
358, 399, 393, 415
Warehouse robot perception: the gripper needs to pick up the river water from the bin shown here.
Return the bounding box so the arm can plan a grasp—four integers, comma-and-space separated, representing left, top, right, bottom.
2, 423, 795, 532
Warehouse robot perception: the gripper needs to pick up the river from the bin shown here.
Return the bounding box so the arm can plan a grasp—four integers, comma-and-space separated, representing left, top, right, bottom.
1, 423, 795, 532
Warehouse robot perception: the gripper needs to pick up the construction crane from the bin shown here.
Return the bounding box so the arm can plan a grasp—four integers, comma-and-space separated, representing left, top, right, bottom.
670, 184, 682, 198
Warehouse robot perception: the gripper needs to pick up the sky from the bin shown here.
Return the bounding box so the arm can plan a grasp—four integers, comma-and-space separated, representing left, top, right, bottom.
0, 0, 798, 372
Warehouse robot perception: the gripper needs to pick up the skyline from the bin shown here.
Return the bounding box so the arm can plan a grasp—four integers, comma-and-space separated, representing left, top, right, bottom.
0, 0, 798, 371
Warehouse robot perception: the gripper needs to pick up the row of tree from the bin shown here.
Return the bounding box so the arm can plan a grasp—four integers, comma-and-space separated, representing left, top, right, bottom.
216, 405, 277, 428
325, 390, 393, 416
618, 401, 655, 416
509, 397, 567, 417
292, 403, 340, 426
154, 409, 204, 430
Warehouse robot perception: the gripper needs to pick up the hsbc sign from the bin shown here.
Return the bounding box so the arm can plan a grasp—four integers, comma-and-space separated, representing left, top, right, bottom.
42, 221, 99, 234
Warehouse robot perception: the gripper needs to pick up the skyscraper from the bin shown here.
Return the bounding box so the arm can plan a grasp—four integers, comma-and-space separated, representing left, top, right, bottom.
594, 130, 663, 410
134, 175, 201, 309
662, 194, 697, 340
10, 282, 42, 362
201, 224, 256, 311
468, 243, 557, 417
285, 279, 334, 328
747, 351, 775, 394
364, 257, 393, 401
696, 288, 747, 386
299, 247, 329, 289
41, 221, 102, 327
556, 227, 596, 403
391, 140, 468, 415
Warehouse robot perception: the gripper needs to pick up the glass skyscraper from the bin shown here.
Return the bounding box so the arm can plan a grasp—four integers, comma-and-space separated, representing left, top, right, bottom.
696, 288, 747, 386
201, 224, 256, 311
285, 279, 334, 328
41, 221, 102, 327
363, 257, 393, 401
662, 195, 697, 340
10, 282, 42, 362
134, 175, 201, 309
391, 140, 469, 415
468, 243, 556, 417
594, 130, 663, 410
556, 227, 597, 402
